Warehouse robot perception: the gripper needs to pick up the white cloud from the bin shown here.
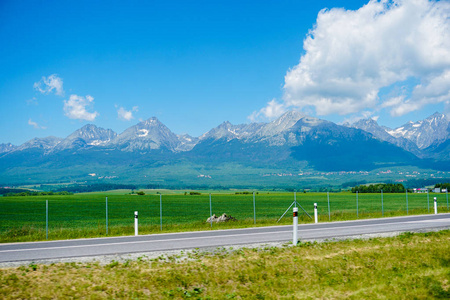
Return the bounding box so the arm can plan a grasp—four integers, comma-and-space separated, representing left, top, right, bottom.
34, 74, 64, 96
248, 99, 286, 122
283, 0, 450, 118
117, 106, 138, 121
26, 97, 38, 105
63, 95, 99, 121
28, 119, 46, 129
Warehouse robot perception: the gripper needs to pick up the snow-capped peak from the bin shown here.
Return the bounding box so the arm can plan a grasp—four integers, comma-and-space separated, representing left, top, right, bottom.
386, 112, 449, 149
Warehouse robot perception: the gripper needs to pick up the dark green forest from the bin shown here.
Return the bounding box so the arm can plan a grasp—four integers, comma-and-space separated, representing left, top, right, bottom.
351, 183, 406, 193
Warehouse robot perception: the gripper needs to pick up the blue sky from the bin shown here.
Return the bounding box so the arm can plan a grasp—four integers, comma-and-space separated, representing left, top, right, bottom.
1, 0, 449, 145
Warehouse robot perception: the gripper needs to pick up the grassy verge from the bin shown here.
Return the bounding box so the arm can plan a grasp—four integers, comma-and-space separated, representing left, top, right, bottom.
1, 230, 449, 299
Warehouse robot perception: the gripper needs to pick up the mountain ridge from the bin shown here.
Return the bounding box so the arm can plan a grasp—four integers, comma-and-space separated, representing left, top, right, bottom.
2, 112, 448, 159
0, 111, 448, 187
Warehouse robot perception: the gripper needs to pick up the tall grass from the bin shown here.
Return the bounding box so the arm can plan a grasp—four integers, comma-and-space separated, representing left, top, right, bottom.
1, 230, 449, 299
1, 192, 449, 242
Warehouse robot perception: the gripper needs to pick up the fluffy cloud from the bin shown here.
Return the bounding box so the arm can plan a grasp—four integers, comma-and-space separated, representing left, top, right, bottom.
249, 99, 286, 121
33, 74, 64, 96
283, 0, 450, 117
28, 119, 46, 129
63, 95, 99, 121
117, 106, 138, 121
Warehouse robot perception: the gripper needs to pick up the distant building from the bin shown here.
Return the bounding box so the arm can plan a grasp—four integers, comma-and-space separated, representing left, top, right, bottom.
433, 188, 441, 193
413, 188, 428, 193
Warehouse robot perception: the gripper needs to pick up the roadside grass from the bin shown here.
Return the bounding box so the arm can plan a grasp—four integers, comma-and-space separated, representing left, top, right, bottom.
1, 192, 449, 243
1, 230, 449, 299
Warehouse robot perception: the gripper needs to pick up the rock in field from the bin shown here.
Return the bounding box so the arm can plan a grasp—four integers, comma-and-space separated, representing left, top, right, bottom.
206, 213, 237, 223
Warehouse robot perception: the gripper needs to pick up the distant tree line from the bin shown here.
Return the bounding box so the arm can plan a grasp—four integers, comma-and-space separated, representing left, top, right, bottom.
55, 184, 137, 193
4, 191, 73, 197
188, 192, 202, 195
351, 183, 405, 193
234, 191, 259, 195
0, 188, 29, 195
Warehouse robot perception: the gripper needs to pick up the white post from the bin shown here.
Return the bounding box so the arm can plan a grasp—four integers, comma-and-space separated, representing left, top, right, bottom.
134, 211, 138, 236
293, 207, 298, 245
434, 197, 438, 215
314, 203, 318, 224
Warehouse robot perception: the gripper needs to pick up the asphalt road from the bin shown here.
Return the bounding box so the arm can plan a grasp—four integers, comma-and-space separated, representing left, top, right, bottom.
1, 213, 449, 263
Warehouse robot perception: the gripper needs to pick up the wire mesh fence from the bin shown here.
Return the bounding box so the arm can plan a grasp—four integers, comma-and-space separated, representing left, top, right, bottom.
0, 191, 449, 241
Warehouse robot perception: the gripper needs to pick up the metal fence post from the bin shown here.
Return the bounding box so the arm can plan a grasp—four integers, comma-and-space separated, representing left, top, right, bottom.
381, 189, 384, 217
356, 191, 359, 218
427, 189, 430, 212
209, 193, 213, 228
253, 191, 256, 225
106, 197, 108, 235
46, 200, 48, 240
406, 189, 408, 215
447, 189, 449, 210
160, 194, 162, 231
327, 192, 330, 221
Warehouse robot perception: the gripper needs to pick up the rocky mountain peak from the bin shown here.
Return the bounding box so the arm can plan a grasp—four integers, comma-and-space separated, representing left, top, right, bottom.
110, 117, 181, 151
273, 111, 305, 127
52, 124, 117, 151
255, 111, 306, 137
73, 124, 116, 140
345, 117, 421, 155
0, 143, 17, 154
199, 121, 242, 141
140, 117, 163, 127
16, 136, 62, 152
353, 117, 378, 126
387, 112, 449, 149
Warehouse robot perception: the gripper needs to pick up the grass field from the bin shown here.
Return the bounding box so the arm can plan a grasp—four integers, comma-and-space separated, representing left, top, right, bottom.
1, 230, 449, 299
1, 191, 449, 242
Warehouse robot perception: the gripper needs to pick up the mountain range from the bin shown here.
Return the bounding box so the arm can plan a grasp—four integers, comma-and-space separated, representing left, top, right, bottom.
0, 111, 449, 187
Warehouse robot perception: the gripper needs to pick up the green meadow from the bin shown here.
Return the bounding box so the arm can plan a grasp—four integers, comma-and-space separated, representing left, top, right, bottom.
1, 191, 449, 242
1, 231, 449, 299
